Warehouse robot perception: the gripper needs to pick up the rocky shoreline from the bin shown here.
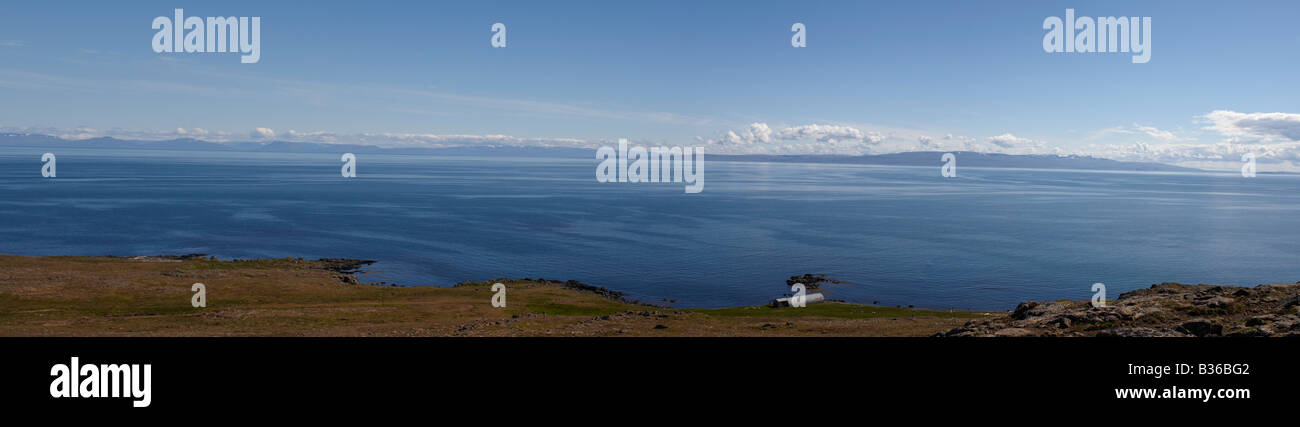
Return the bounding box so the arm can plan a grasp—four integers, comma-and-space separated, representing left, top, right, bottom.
9, 254, 1299, 337
456, 277, 631, 302
252, 260, 1300, 337
940, 282, 1300, 337
0, 255, 991, 336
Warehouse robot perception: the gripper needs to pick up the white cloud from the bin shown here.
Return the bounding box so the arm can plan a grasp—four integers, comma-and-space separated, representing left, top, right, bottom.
1082, 140, 1300, 171
984, 133, 1047, 153
699, 122, 888, 153
0, 40, 23, 47
331, 132, 588, 148
715, 122, 774, 145
777, 124, 867, 142
698, 123, 1034, 155
1204, 110, 1300, 142
1099, 123, 1187, 142
910, 133, 982, 152
943, 134, 974, 143
1, 125, 591, 149
935, 134, 981, 151
18, 109, 1300, 171
986, 133, 1031, 148
1133, 125, 1181, 142
1073, 111, 1300, 171
0, 126, 233, 141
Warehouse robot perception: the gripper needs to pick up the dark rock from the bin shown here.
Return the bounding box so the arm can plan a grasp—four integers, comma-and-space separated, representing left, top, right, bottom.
1177, 319, 1222, 337
1227, 329, 1271, 337
1011, 301, 1039, 320
1245, 315, 1274, 326
316, 258, 376, 274
941, 282, 1300, 337
1096, 327, 1190, 338
785, 273, 841, 290
1196, 296, 1235, 308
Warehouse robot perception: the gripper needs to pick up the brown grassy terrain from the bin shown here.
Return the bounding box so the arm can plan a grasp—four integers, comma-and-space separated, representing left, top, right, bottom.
0, 255, 997, 337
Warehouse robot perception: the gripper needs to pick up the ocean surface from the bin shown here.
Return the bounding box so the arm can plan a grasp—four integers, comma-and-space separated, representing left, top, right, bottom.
3, 146, 1300, 310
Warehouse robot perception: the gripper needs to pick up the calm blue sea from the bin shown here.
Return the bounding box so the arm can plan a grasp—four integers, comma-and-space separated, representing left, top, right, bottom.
3, 146, 1300, 310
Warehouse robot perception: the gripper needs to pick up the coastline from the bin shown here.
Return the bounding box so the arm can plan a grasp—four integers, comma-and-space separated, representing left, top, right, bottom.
0, 254, 993, 337
5, 254, 1297, 337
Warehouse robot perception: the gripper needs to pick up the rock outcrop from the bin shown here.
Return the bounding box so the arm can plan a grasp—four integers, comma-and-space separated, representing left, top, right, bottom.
939, 282, 1300, 337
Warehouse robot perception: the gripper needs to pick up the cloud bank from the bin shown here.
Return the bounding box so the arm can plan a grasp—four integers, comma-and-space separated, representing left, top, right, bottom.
1083, 111, 1300, 171
11, 110, 1300, 171
696, 123, 1049, 155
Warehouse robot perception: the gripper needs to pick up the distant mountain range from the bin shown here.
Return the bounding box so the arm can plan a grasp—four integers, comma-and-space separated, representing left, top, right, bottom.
0, 132, 1200, 172
0, 133, 586, 157
709, 152, 1200, 172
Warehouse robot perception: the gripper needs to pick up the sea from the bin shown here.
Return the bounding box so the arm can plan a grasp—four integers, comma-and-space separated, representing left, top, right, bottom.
4, 146, 1300, 310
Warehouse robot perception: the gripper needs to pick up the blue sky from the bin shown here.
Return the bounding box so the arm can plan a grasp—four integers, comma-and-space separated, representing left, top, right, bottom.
2, 0, 1299, 169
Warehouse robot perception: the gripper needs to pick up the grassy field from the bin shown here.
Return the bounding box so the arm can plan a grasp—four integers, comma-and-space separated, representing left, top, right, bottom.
0, 255, 999, 336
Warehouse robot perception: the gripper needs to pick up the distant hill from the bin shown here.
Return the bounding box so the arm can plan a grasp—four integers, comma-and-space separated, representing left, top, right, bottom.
0, 132, 590, 157
0, 133, 1200, 172
710, 151, 1201, 172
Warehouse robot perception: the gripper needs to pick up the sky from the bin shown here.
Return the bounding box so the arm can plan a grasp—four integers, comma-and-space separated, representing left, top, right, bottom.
1, 0, 1299, 170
